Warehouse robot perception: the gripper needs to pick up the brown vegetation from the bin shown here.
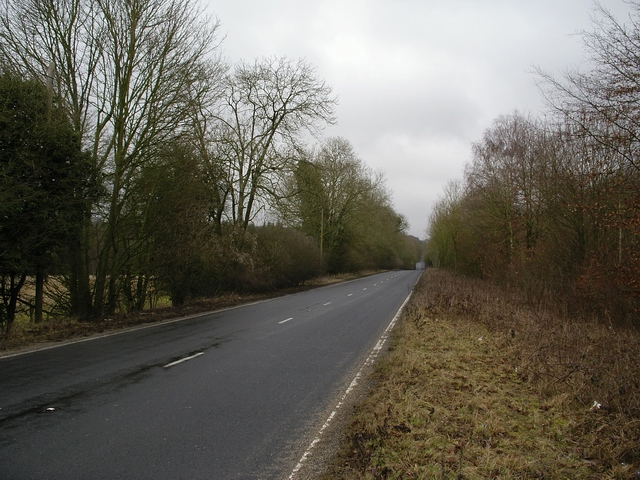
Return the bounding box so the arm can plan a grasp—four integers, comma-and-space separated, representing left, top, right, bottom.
324, 269, 640, 479
426, 3, 640, 328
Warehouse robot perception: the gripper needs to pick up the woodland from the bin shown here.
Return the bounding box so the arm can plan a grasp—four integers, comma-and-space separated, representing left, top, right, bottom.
426, 3, 640, 327
0, 0, 421, 332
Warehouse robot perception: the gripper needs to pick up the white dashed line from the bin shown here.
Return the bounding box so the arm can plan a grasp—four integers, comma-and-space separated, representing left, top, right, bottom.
347, 294, 353, 297
278, 317, 293, 324
163, 352, 204, 368
323, 302, 331, 306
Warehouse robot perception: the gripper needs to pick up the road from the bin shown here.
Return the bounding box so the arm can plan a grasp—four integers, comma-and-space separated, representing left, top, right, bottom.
0, 270, 421, 479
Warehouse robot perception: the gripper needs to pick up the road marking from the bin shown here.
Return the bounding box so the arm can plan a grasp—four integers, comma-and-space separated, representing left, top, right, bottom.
0, 271, 392, 360
163, 352, 204, 368
278, 317, 293, 324
363, 288, 367, 291
288, 286, 416, 479
323, 302, 331, 306
347, 294, 353, 297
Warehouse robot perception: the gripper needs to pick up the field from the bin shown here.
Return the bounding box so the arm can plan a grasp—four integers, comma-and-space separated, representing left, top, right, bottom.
323, 268, 640, 479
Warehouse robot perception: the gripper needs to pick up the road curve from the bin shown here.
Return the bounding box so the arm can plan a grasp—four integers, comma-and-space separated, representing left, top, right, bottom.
0, 270, 421, 479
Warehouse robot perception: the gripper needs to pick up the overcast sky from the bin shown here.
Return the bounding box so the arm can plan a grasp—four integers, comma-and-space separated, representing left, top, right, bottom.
205, 0, 635, 238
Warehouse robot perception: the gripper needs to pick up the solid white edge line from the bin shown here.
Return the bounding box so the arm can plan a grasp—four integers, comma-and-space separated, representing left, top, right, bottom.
288, 285, 416, 479
163, 352, 204, 368
279, 317, 294, 324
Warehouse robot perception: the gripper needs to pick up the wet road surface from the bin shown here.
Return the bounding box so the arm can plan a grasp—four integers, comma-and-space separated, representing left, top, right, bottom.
0, 270, 421, 479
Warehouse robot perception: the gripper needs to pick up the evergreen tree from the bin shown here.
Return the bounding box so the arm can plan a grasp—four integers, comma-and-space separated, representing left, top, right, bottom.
0, 73, 94, 331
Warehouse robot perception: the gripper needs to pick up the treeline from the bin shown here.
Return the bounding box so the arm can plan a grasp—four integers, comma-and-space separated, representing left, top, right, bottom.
426, 4, 640, 325
0, 0, 421, 330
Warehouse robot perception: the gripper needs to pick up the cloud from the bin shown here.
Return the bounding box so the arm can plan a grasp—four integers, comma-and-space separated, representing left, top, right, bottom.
207, 0, 635, 237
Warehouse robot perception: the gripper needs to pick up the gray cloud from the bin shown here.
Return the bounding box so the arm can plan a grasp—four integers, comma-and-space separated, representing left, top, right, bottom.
207, 0, 635, 237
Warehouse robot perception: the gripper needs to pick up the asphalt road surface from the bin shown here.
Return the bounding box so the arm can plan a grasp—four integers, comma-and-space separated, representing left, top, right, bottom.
0, 270, 422, 479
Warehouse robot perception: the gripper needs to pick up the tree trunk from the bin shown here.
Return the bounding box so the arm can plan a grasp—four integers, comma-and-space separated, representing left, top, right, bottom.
4, 273, 27, 334
69, 222, 92, 319
34, 268, 44, 323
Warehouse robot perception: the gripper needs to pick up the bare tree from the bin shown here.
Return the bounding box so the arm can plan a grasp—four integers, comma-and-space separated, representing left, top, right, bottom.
91, 0, 222, 313
213, 57, 336, 233
0, 0, 101, 137
426, 180, 463, 270
281, 137, 395, 271
536, 2, 640, 174
467, 113, 549, 257
0, 0, 223, 315
535, 3, 640, 319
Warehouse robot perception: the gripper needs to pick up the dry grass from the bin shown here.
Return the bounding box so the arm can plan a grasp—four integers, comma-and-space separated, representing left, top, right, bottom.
324, 269, 640, 479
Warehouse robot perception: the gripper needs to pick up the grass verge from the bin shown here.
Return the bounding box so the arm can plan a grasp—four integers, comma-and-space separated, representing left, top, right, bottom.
323, 269, 640, 479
